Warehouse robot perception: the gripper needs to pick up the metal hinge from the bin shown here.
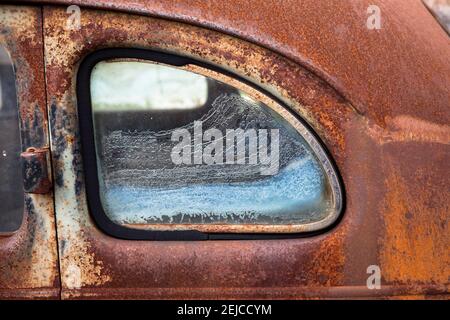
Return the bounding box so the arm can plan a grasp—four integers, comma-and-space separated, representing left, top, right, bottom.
20, 147, 52, 194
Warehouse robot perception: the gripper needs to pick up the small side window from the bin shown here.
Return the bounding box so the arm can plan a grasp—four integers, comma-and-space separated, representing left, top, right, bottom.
77, 49, 343, 240
0, 45, 23, 235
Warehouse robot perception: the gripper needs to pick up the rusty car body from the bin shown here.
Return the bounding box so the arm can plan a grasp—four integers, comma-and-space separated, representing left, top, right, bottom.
0, 0, 449, 299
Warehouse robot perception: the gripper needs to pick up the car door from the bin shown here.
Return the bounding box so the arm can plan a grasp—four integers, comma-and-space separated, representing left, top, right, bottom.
0, 1, 448, 301
41, 6, 349, 299
0, 5, 59, 299
41, 3, 449, 299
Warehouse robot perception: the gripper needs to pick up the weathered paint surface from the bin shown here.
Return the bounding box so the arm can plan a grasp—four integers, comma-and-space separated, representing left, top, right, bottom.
0, 6, 59, 299
32, 0, 450, 126
0, 0, 446, 299
40, 4, 449, 299
21, 148, 52, 194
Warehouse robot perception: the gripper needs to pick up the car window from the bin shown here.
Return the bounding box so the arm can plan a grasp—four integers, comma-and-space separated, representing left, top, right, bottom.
0, 45, 23, 234
80, 51, 342, 237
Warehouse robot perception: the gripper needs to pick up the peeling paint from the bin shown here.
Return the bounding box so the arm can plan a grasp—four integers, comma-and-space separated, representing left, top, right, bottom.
380, 158, 449, 284
0, 5, 59, 299
37, 3, 450, 299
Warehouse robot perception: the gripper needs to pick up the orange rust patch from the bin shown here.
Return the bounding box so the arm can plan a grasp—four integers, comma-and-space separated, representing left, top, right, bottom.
306, 232, 346, 286
380, 168, 449, 284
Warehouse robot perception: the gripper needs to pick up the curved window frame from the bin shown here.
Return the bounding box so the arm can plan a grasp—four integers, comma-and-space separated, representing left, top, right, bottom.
77, 48, 344, 240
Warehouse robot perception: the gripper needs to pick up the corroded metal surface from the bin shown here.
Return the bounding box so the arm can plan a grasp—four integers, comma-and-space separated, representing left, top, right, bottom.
31, 0, 450, 126
21, 148, 52, 194
41, 4, 449, 299
0, 6, 59, 299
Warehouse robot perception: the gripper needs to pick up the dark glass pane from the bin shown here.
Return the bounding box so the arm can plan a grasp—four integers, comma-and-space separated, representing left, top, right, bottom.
0, 46, 23, 234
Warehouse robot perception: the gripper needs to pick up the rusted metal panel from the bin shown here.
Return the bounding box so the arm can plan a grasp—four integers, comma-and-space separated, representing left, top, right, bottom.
0, 6, 60, 299
29, 0, 450, 127
42, 5, 449, 299
62, 284, 449, 300
21, 148, 52, 194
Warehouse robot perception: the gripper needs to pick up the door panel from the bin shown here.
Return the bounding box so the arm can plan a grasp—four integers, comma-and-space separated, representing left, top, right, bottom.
43, 6, 449, 299
0, 6, 59, 299
43, 7, 353, 299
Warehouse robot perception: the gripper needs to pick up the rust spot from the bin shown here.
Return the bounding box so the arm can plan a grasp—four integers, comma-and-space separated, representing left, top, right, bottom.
21, 147, 52, 194
305, 233, 346, 286
380, 150, 449, 284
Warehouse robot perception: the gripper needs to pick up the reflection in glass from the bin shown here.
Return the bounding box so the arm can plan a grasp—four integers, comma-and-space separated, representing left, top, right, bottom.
91, 61, 208, 111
